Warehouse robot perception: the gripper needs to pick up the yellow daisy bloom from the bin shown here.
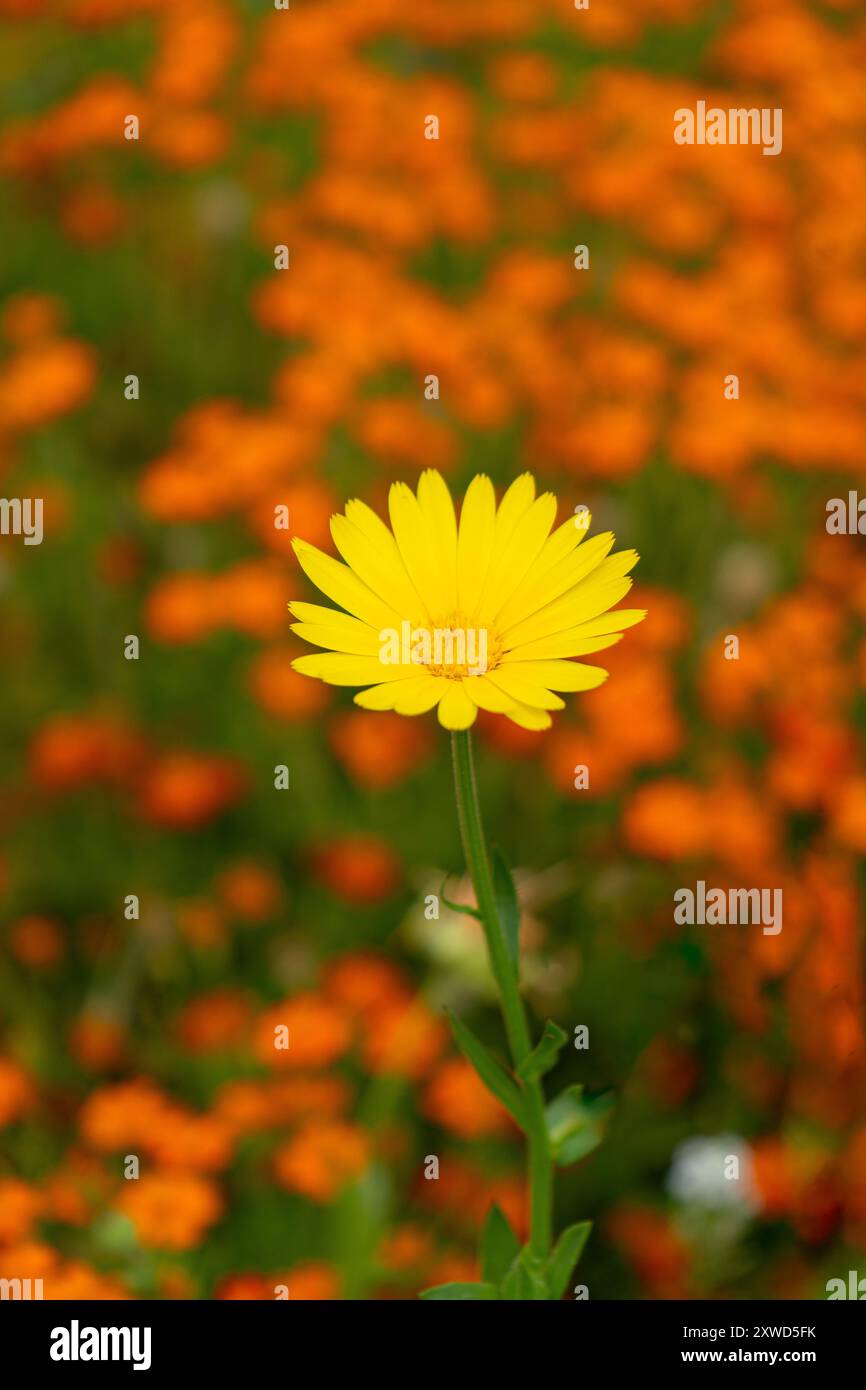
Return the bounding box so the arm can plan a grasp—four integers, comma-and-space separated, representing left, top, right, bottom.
289, 470, 645, 731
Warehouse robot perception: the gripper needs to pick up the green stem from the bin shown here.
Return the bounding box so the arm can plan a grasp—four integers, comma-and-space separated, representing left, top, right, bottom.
450, 729, 553, 1264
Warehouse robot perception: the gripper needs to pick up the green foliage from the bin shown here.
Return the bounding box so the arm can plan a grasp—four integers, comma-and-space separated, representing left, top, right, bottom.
545, 1086, 614, 1168
445, 1008, 528, 1129
491, 847, 520, 974
517, 1020, 569, 1083
545, 1223, 592, 1300
480, 1204, 520, 1285
420, 1282, 500, 1300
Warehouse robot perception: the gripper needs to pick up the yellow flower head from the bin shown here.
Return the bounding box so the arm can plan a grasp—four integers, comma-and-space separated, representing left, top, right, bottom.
290, 470, 645, 731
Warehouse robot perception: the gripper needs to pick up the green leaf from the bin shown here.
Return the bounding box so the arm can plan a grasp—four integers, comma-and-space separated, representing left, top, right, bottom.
545, 1222, 591, 1299
480, 1203, 520, 1285
420, 1282, 499, 1300
438, 874, 482, 920
545, 1086, 614, 1168
517, 1020, 568, 1083
500, 1248, 549, 1301
491, 847, 520, 973
446, 1009, 527, 1129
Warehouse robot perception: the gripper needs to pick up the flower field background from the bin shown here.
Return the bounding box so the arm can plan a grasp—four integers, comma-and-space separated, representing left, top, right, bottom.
2, 0, 866, 1301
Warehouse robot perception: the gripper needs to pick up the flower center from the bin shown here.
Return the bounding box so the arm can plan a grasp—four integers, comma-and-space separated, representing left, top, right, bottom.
378, 620, 502, 677
423, 617, 499, 679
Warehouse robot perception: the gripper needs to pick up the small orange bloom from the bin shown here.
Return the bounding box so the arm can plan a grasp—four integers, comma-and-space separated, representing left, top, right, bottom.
423, 1058, 513, 1139
176, 990, 252, 1053
253, 992, 353, 1069
0, 1057, 34, 1127
322, 952, 410, 1019
250, 645, 332, 721
215, 859, 282, 922
274, 1121, 370, 1203
362, 999, 446, 1080
328, 710, 433, 789
0, 339, 96, 431
69, 1013, 127, 1071
140, 752, 246, 829
1, 292, 63, 343
0, 1178, 42, 1243
311, 835, 401, 904
8, 914, 64, 968
117, 1172, 222, 1251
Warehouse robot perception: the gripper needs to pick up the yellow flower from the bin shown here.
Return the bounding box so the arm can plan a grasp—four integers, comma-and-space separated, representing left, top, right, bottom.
290, 470, 644, 731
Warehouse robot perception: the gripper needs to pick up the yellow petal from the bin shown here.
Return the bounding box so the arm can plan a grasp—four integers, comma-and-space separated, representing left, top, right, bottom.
501, 659, 608, 692
503, 553, 638, 649
290, 620, 381, 656
491, 512, 590, 626
497, 531, 615, 634
456, 474, 496, 618
484, 669, 565, 710
503, 608, 646, 661
353, 683, 406, 711
504, 703, 553, 731
437, 683, 478, 729
417, 469, 458, 614
493, 472, 536, 542
331, 513, 426, 624
393, 674, 451, 715
388, 482, 443, 618
504, 632, 622, 661
352, 675, 447, 714
461, 674, 516, 713
292, 654, 417, 686
477, 492, 557, 624
293, 538, 400, 630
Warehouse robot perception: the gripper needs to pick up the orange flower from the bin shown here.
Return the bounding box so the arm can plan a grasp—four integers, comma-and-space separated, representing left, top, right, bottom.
0, 339, 96, 431
176, 899, 226, 949
215, 859, 282, 922
79, 1079, 175, 1151
253, 992, 353, 1069
8, 914, 64, 968
322, 952, 410, 1020
60, 184, 124, 245
139, 752, 246, 828
212, 560, 291, 639
0, 1057, 34, 1127
215, 1274, 272, 1300
274, 1120, 370, 1203
69, 1013, 127, 1071
423, 1058, 513, 1139
214, 1076, 350, 1134
176, 990, 252, 1053
147, 1114, 235, 1173
145, 573, 217, 644
379, 1225, 433, 1272
362, 999, 446, 1080
623, 778, 710, 860
216, 1261, 338, 1300
279, 1261, 340, 1299
607, 1204, 691, 1299
29, 714, 145, 792
250, 645, 332, 721
1, 291, 64, 343
117, 1172, 222, 1251
0, 1178, 42, 1243
328, 710, 433, 789
311, 835, 401, 904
